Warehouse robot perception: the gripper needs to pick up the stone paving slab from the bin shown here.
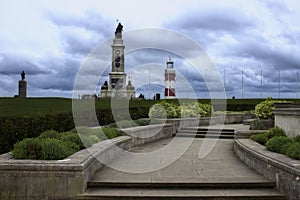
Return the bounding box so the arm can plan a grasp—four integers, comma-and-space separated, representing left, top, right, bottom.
90, 137, 271, 184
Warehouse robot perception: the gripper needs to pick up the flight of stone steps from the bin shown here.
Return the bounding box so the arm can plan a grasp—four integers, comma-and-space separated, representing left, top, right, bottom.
77, 181, 286, 199
176, 127, 235, 139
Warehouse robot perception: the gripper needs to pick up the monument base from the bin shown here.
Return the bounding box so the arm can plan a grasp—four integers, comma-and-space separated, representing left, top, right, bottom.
18, 80, 27, 98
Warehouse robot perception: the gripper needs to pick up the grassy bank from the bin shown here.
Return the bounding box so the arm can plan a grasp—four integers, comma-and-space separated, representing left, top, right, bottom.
1, 97, 300, 117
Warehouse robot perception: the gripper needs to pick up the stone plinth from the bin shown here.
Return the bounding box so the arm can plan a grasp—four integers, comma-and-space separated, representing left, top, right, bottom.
18, 80, 27, 98
273, 103, 300, 137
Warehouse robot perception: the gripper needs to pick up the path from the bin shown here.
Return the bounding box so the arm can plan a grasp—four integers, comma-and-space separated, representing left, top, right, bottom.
78, 124, 285, 199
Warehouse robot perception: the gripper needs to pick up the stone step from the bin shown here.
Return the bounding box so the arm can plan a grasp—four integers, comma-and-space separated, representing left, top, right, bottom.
181, 127, 235, 133
77, 188, 285, 200
176, 133, 234, 139
87, 181, 276, 189
177, 128, 235, 139
180, 130, 235, 136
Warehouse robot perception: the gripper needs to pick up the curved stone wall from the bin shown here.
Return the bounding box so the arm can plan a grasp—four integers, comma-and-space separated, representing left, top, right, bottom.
234, 138, 300, 200
0, 124, 173, 200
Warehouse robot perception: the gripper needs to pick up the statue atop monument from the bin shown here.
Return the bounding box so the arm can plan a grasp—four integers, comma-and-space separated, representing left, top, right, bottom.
115, 22, 123, 38
21, 70, 25, 80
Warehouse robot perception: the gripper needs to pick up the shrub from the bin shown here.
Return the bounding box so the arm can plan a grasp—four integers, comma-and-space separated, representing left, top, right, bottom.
40, 138, 72, 160
198, 103, 212, 117
250, 133, 268, 145
38, 130, 60, 140
0, 112, 75, 154
255, 97, 275, 119
75, 126, 98, 136
102, 127, 121, 139
265, 136, 293, 153
148, 103, 167, 119
286, 142, 300, 160
281, 142, 295, 155
149, 101, 212, 119
79, 134, 100, 148
265, 127, 286, 139
180, 102, 199, 118
60, 131, 84, 149
134, 119, 149, 126
63, 140, 80, 155
294, 135, 300, 143
13, 138, 42, 159
254, 97, 288, 119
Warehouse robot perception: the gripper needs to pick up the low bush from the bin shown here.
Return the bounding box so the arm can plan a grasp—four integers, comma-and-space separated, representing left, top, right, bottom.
281, 142, 295, 155
250, 127, 300, 160
38, 130, 60, 140
251, 127, 286, 146
13, 138, 42, 159
60, 131, 84, 149
102, 127, 121, 139
41, 138, 73, 160
265, 136, 294, 153
294, 135, 300, 143
134, 119, 149, 126
149, 101, 212, 119
250, 133, 268, 145
12, 125, 121, 160
286, 142, 300, 160
198, 103, 212, 117
254, 97, 289, 120
79, 134, 100, 148
265, 127, 286, 139
254, 97, 277, 119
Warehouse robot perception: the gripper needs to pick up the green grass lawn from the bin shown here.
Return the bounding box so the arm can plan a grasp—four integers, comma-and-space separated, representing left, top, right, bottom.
1, 97, 300, 117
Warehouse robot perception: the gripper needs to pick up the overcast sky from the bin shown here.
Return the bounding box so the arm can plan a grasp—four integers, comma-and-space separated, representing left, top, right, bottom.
1, 0, 300, 99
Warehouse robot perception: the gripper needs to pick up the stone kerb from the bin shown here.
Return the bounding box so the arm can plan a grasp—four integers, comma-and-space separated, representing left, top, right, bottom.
0, 124, 173, 200
121, 124, 173, 146
213, 113, 255, 124
234, 138, 300, 200
154, 117, 221, 135
273, 104, 300, 137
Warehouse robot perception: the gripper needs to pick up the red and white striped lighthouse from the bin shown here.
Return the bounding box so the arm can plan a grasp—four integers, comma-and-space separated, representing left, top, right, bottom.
164, 57, 176, 99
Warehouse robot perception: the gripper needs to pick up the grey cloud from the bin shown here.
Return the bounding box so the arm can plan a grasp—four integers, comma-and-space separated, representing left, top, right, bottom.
166, 7, 253, 33
47, 10, 115, 55
46, 10, 113, 36
0, 52, 49, 75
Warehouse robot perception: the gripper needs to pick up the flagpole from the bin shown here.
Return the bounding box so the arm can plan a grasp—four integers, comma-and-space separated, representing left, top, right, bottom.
148, 69, 150, 99
297, 71, 299, 99
260, 68, 263, 99
242, 69, 244, 99
224, 68, 226, 95
278, 70, 281, 99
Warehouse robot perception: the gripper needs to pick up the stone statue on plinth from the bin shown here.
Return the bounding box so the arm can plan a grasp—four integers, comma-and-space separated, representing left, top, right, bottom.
19, 70, 27, 98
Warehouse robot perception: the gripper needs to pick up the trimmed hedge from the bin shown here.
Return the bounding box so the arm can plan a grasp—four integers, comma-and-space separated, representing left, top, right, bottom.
0, 107, 148, 154
12, 126, 122, 160
0, 113, 74, 154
